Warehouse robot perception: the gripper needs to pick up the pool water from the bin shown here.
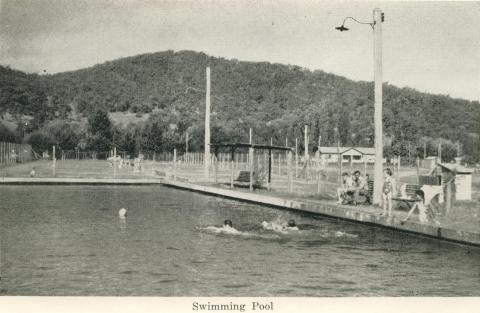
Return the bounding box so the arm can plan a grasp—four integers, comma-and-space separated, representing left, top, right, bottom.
1, 185, 479, 296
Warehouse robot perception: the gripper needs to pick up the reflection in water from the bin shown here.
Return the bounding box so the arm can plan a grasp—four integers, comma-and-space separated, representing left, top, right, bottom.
1, 185, 479, 296
118, 217, 127, 231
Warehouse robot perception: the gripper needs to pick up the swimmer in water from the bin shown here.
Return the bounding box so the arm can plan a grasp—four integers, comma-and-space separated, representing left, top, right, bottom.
118, 208, 127, 218
223, 219, 233, 228
262, 219, 298, 232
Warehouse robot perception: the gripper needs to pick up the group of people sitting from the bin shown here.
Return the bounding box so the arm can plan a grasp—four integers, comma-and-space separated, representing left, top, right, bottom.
336, 170, 371, 205
337, 168, 399, 218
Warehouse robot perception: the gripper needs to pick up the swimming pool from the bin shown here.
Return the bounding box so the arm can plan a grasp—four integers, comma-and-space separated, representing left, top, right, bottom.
1, 185, 479, 296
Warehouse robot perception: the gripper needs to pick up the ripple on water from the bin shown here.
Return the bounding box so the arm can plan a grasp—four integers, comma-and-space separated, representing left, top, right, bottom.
223, 284, 250, 289
155, 279, 177, 284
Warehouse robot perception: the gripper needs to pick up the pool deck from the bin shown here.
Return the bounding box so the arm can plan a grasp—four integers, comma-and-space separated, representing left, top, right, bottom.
159, 180, 480, 247
1, 176, 479, 247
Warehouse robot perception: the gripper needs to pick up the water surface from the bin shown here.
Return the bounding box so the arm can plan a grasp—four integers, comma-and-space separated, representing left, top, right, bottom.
1, 185, 479, 296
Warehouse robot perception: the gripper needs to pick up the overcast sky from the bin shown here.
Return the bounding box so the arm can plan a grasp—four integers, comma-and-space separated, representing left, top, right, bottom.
0, 0, 479, 101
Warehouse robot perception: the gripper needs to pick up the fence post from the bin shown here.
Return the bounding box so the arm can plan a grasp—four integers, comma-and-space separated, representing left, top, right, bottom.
249, 147, 254, 191
214, 152, 218, 183
287, 151, 293, 193
52, 145, 56, 177
278, 153, 281, 176
113, 147, 117, 179
173, 149, 177, 182
316, 156, 321, 195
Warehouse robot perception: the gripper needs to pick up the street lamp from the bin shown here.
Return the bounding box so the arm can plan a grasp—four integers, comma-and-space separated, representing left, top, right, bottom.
336, 8, 384, 206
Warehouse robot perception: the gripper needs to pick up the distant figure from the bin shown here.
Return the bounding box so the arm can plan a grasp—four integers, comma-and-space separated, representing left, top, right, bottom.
118, 208, 127, 218
287, 219, 296, 227
380, 168, 396, 217
223, 219, 233, 228
337, 172, 355, 204
29, 167, 36, 177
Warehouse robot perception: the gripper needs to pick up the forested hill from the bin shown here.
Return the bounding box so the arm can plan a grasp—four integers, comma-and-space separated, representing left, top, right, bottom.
1, 50, 479, 162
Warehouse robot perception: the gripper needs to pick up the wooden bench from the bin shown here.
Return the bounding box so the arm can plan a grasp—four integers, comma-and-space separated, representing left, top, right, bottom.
232, 171, 262, 189
392, 184, 422, 209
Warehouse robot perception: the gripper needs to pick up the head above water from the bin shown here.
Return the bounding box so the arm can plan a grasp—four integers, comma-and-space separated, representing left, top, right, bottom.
287, 219, 296, 227
223, 219, 233, 227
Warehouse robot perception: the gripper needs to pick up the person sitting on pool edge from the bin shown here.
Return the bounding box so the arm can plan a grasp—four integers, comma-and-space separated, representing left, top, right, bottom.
337, 172, 355, 204
352, 170, 370, 205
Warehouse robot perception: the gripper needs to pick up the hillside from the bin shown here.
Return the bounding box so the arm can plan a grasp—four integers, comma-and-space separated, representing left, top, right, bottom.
0, 50, 479, 162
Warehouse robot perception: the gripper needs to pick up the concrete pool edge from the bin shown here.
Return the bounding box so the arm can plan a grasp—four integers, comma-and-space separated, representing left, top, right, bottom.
160, 180, 480, 247
0, 177, 163, 185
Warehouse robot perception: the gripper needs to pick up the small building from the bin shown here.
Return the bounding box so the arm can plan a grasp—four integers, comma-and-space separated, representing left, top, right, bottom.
318, 146, 376, 163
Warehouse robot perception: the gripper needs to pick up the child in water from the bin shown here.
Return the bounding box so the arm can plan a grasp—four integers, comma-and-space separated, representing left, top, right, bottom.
381, 168, 396, 217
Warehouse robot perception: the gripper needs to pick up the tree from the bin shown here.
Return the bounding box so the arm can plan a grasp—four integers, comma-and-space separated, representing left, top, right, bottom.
87, 110, 113, 151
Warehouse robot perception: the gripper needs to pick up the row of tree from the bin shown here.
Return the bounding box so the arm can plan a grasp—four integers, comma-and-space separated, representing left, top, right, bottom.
1, 50, 479, 163
20, 109, 472, 164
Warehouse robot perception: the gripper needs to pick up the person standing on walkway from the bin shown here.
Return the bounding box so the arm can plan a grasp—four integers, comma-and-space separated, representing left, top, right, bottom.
381, 168, 396, 217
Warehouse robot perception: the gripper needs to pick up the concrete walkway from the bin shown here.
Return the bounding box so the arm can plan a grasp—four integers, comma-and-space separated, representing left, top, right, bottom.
160, 179, 480, 247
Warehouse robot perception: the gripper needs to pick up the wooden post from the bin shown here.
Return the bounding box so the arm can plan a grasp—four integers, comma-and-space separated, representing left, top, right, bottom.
214, 150, 218, 183
268, 148, 272, 190
52, 145, 56, 177
423, 141, 427, 159
278, 153, 281, 176
113, 146, 117, 179
364, 158, 367, 176
249, 147, 254, 191
397, 155, 401, 189
186, 131, 189, 154
230, 150, 234, 189
337, 141, 341, 183
287, 150, 293, 193
316, 154, 321, 194
249, 128, 252, 144
295, 138, 298, 178
204, 66, 211, 180
416, 157, 420, 177
304, 125, 308, 162
438, 143, 442, 164
173, 148, 177, 181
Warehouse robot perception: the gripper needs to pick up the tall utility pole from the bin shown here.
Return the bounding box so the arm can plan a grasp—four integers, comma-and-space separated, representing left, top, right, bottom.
304, 125, 308, 161
204, 67, 211, 180
185, 131, 189, 153
249, 128, 252, 144
372, 8, 384, 206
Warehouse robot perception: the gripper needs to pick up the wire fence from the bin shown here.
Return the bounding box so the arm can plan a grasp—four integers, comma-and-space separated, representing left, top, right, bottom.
0, 141, 32, 166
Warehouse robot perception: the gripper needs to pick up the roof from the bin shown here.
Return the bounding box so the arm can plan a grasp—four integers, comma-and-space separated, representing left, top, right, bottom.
318, 146, 375, 155
437, 162, 474, 174
210, 143, 292, 151
318, 146, 350, 154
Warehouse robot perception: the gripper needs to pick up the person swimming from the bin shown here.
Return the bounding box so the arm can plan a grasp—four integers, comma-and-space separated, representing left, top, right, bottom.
118, 208, 127, 218
223, 219, 233, 228
262, 219, 298, 233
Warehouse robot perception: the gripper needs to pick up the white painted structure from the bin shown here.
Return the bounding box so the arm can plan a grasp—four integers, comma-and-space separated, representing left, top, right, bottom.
318, 147, 376, 163
437, 162, 474, 201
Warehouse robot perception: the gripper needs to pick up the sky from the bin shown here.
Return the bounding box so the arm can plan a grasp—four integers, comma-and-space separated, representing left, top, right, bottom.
0, 0, 479, 101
